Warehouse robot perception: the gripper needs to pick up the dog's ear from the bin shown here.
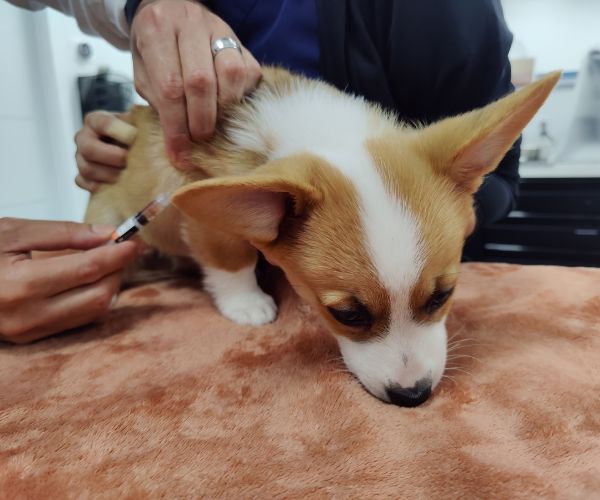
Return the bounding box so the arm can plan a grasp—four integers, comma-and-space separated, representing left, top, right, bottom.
418, 71, 560, 194
171, 154, 322, 244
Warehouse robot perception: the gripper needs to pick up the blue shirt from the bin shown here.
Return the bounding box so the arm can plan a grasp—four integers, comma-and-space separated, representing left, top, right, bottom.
209, 0, 321, 79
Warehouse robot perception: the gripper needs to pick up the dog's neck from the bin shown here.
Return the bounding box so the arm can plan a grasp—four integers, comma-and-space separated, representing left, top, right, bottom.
224, 71, 401, 166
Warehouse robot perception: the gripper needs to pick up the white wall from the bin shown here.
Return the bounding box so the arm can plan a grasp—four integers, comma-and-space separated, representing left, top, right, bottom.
503, 0, 600, 74
0, 3, 58, 219
502, 0, 600, 159
0, 3, 135, 222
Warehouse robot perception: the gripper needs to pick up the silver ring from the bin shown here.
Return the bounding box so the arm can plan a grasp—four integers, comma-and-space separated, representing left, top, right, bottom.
211, 37, 242, 57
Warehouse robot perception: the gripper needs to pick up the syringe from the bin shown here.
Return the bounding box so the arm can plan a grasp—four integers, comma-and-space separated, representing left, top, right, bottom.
110, 193, 170, 243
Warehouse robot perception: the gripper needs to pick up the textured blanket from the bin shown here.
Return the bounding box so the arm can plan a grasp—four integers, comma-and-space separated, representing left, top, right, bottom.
1, 263, 599, 498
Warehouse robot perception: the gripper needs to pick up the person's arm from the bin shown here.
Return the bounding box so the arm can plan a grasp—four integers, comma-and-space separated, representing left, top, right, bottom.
6, 0, 130, 49
0, 218, 138, 344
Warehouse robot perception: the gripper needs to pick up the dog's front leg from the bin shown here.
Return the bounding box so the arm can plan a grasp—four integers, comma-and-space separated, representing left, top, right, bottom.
183, 220, 277, 326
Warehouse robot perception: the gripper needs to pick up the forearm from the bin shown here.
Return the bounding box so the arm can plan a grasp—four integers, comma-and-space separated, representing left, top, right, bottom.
6, 0, 130, 50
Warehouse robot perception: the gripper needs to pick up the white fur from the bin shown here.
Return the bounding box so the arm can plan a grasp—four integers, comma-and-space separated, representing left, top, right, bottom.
229, 81, 393, 159
228, 82, 445, 398
203, 265, 277, 326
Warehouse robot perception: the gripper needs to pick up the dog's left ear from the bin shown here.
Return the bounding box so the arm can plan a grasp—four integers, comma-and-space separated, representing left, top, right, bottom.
171, 154, 322, 244
419, 71, 561, 194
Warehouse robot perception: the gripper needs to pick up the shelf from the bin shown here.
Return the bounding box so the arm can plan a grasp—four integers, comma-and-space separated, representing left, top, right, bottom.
520, 161, 600, 179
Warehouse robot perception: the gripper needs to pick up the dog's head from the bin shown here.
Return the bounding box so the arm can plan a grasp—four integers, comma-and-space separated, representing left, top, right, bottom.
173, 72, 559, 406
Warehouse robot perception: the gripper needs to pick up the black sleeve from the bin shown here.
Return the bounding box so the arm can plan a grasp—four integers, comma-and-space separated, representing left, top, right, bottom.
124, 0, 143, 25
316, 0, 520, 225
125, 0, 212, 25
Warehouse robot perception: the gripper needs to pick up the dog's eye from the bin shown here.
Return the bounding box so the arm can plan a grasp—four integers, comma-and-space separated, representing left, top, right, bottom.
423, 288, 454, 315
327, 304, 372, 329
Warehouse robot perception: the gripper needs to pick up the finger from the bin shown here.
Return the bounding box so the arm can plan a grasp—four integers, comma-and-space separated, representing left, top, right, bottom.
0, 218, 115, 253
75, 174, 100, 193
9, 241, 137, 299
84, 111, 137, 146
76, 153, 123, 183
0, 271, 123, 344
138, 25, 192, 164
240, 48, 262, 93
212, 39, 247, 104
179, 22, 218, 141
76, 129, 128, 168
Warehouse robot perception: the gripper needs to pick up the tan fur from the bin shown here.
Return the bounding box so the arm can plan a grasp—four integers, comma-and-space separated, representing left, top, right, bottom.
253, 162, 391, 342
321, 291, 354, 308
184, 223, 258, 272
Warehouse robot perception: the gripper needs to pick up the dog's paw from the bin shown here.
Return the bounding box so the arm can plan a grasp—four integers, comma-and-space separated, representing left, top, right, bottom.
217, 289, 277, 326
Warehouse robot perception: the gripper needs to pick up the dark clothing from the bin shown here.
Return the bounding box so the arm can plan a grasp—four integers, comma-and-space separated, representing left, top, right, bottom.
209, 0, 322, 79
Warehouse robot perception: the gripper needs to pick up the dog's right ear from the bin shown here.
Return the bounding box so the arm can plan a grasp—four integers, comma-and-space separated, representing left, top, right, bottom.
171, 154, 322, 244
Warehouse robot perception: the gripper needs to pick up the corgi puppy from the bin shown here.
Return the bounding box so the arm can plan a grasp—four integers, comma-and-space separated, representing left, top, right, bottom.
86, 67, 560, 407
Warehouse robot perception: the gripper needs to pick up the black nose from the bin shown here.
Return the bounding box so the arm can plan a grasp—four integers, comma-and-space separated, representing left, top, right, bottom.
386, 379, 432, 407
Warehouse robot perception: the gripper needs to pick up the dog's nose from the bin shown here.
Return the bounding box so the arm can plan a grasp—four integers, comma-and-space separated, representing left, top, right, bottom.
386, 379, 432, 407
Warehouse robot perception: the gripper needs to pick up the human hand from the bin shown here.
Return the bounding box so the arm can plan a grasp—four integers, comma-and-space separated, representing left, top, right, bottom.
130, 0, 261, 166
75, 111, 137, 193
0, 218, 138, 344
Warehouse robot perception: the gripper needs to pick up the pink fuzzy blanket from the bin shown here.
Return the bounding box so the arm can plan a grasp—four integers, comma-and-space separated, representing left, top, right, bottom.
1, 263, 599, 498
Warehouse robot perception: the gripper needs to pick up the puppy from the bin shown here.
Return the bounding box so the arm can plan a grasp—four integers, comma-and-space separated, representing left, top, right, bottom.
86, 67, 559, 407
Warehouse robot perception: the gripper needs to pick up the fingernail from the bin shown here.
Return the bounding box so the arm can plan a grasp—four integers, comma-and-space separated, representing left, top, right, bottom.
91, 224, 116, 238
106, 120, 137, 146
